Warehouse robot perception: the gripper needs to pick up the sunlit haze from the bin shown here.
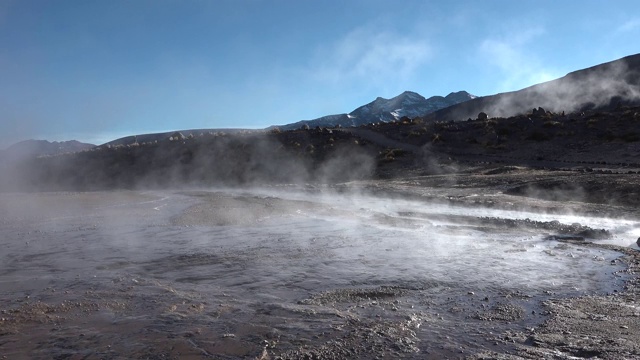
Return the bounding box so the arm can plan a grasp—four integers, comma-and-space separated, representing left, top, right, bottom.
1, 0, 640, 147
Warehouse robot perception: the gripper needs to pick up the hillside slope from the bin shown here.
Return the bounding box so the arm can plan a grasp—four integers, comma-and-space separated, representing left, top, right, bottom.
425, 53, 640, 122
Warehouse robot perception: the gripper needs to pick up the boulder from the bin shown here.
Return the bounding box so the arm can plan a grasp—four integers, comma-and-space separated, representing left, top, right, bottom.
532, 107, 546, 117
477, 112, 488, 121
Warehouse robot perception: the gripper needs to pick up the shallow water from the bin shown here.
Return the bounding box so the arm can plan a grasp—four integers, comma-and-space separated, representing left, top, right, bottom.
0, 188, 636, 358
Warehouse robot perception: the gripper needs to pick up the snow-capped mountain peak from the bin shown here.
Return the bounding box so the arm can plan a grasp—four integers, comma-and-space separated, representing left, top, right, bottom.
349, 90, 474, 123
276, 90, 476, 130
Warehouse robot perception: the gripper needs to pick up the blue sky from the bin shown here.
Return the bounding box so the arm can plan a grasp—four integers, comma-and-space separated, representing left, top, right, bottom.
1, 0, 640, 147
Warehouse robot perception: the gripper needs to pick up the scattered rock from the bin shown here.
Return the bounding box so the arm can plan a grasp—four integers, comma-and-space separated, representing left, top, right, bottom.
475, 303, 525, 321
168, 131, 185, 141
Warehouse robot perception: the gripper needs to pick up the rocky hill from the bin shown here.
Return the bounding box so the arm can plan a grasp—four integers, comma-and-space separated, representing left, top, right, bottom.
101, 128, 263, 147
424, 53, 640, 122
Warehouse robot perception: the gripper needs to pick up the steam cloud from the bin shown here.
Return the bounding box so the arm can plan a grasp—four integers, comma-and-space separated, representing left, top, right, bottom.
433, 54, 640, 121
0, 130, 377, 192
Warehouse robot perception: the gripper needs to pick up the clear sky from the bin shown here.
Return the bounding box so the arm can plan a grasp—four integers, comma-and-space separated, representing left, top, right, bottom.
1, 0, 640, 147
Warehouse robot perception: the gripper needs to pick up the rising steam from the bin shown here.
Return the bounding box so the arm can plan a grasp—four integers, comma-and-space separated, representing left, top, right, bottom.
434, 54, 640, 121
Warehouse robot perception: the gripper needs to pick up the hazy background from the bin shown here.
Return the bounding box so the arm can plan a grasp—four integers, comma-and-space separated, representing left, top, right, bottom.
1, 0, 640, 147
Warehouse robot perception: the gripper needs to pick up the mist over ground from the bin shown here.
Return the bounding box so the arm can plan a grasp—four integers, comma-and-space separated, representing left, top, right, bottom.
2, 55, 640, 359
1, 181, 638, 358
0, 130, 378, 191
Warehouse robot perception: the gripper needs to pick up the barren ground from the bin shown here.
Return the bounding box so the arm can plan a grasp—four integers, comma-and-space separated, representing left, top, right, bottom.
1, 169, 639, 359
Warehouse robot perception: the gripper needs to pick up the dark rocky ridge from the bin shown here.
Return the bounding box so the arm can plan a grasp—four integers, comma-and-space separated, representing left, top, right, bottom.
98, 91, 473, 147
102, 128, 262, 147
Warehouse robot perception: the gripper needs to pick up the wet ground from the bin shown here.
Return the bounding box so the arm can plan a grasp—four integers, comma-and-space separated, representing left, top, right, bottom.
1, 180, 639, 359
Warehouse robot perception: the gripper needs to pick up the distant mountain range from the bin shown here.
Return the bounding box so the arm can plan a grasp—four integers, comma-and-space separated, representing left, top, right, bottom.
0, 139, 95, 161
5, 53, 640, 152
276, 90, 476, 130
102, 90, 476, 146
